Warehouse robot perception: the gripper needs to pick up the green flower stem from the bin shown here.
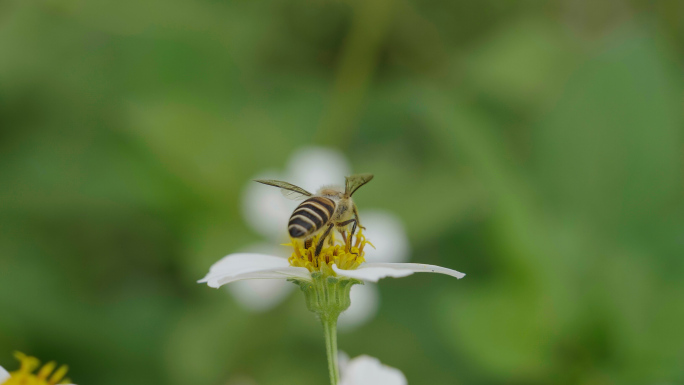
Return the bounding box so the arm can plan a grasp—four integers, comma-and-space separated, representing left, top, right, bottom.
322, 314, 340, 385
294, 273, 361, 385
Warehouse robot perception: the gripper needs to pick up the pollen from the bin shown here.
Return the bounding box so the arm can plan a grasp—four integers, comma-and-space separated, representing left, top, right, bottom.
287, 230, 373, 275
2, 352, 71, 385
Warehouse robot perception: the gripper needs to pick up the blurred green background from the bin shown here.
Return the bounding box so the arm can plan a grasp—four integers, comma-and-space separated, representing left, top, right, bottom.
1, 0, 683, 384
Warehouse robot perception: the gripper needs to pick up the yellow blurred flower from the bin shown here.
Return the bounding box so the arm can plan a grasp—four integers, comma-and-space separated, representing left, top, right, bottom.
0, 352, 74, 385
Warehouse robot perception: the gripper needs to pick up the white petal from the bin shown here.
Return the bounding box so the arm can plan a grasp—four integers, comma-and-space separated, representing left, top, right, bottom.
333, 262, 465, 283
227, 243, 296, 312
286, 147, 351, 192
338, 284, 380, 331
242, 170, 298, 241
360, 210, 411, 263
203, 253, 289, 276
0, 366, 9, 382
340, 355, 407, 385
198, 253, 311, 288
333, 264, 413, 282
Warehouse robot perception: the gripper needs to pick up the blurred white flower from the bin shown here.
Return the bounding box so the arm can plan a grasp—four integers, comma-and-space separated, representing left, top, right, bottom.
242, 169, 294, 242
339, 354, 407, 385
218, 355, 406, 385
338, 284, 379, 331
232, 146, 415, 328
286, 147, 351, 193
359, 211, 410, 263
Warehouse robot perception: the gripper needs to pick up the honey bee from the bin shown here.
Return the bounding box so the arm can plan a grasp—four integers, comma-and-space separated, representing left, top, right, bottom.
254, 174, 374, 255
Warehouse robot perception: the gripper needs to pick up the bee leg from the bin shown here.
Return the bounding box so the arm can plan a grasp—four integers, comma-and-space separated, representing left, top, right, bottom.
304, 238, 312, 249
315, 224, 335, 257
350, 222, 359, 256
336, 219, 357, 234
336, 219, 358, 254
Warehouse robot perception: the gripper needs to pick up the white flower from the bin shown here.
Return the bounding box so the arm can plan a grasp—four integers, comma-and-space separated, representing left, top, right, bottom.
232, 146, 414, 330
0, 366, 9, 382
198, 252, 464, 288
339, 354, 407, 385
203, 146, 464, 321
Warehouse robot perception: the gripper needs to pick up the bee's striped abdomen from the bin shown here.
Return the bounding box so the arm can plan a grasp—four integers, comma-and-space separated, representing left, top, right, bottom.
288, 196, 335, 238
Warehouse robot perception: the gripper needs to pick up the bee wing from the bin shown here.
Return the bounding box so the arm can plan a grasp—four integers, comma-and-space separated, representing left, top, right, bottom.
254, 179, 313, 201
344, 173, 374, 196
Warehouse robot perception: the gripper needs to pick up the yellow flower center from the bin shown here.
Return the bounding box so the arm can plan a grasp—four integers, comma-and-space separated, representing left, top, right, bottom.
2, 352, 70, 385
287, 230, 373, 275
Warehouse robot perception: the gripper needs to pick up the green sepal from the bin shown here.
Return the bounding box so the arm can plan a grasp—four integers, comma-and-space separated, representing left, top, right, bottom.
292, 273, 362, 320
